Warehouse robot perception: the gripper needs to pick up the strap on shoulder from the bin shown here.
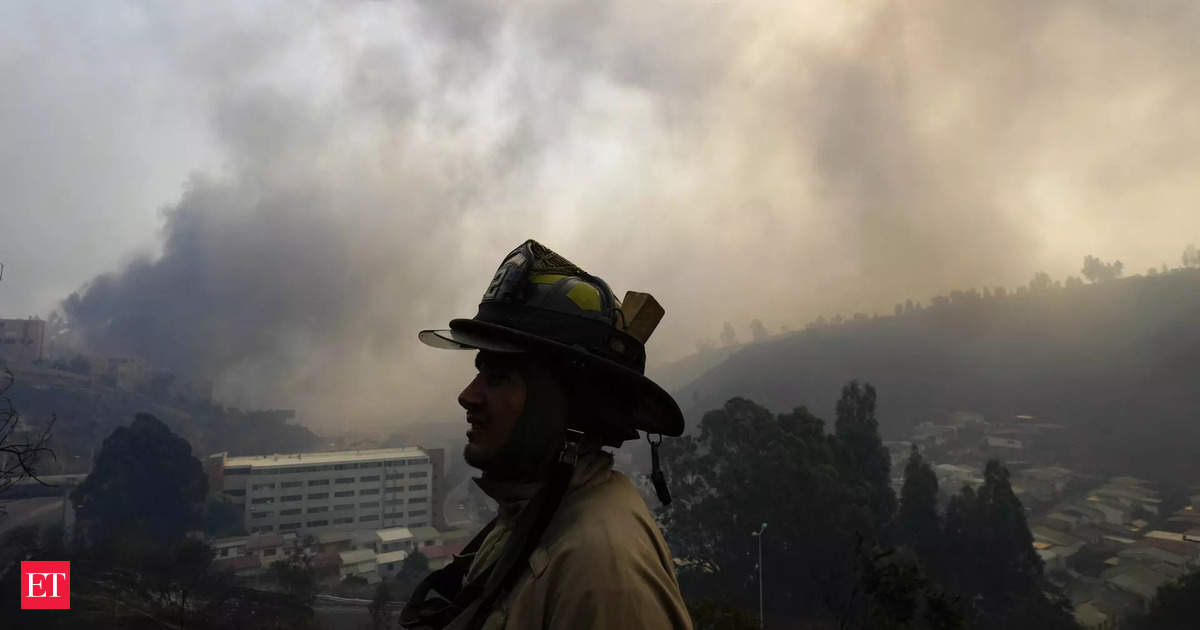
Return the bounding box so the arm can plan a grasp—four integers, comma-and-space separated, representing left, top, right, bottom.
399, 519, 497, 629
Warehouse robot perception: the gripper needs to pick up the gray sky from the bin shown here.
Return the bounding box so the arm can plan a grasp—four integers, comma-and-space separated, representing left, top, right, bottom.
2, 1, 1198, 427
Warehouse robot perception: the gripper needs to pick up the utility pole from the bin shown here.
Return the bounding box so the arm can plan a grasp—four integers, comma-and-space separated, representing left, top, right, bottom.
752, 521, 767, 628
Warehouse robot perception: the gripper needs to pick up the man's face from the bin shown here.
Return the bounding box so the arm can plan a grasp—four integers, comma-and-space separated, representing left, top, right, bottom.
458, 351, 527, 470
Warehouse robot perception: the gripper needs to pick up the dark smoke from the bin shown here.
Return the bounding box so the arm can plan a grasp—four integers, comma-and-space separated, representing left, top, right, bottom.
51, 1, 1200, 426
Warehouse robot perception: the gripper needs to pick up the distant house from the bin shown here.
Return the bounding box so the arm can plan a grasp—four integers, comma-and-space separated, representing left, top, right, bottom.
339, 548, 380, 584
376, 527, 415, 554
1104, 565, 1172, 610
0, 318, 45, 365
377, 550, 409, 578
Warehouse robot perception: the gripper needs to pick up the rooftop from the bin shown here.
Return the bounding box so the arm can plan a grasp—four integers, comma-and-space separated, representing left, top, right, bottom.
1106, 565, 1171, 601
316, 531, 354, 544
377, 550, 408, 564
339, 549, 376, 565
410, 526, 441, 541
224, 447, 427, 469
377, 527, 414, 543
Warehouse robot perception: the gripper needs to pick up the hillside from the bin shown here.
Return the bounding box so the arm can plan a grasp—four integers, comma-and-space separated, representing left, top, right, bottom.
675, 269, 1200, 480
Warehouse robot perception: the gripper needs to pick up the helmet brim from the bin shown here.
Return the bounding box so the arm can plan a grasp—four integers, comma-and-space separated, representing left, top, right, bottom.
419, 319, 685, 438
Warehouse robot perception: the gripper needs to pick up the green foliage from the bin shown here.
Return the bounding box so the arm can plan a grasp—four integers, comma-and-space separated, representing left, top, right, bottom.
1124, 569, 1200, 630
1081, 254, 1123, 283
660, 388, 926, 627
1029, 272, 1053, 291
1182, 244, 1199, 268
71, 413, 207, 546
894, 446, 940, 559
835, 381, 897, 531
396, 549, 431, 598
940, 461, 1077, 630
268, 535, 318, 604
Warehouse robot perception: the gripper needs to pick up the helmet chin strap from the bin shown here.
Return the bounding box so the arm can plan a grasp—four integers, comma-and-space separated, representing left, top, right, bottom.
648, 433, 672, 506
557, 427, 585, 466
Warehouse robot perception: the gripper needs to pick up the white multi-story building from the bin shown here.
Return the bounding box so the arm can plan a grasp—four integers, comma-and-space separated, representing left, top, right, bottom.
207, 447, 434, 536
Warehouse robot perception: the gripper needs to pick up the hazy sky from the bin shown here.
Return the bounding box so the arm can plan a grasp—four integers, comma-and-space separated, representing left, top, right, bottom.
2, 1, 1198, 427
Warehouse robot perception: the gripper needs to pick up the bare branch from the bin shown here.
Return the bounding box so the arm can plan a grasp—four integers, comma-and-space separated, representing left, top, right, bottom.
0, 368, 57, 495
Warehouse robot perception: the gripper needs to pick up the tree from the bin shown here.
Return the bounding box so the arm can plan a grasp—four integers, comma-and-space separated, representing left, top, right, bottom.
1124, 569, 1200, 630
659, 387, 935, 627
0, 370, 54, 497
940, 461, 1077, 630
71, 413, 208, 546
1183, 244, 1200, 268
269, 535, 318, 604
1081, 255, 1123, 283
1064, 275, 1084, 289
1028, 272, 1053, 292
835, 381, 896, 531
370, 580, 395, 630
720, 322, 738, 346
396, 549, 431, 599
749, 319, 769, 342
894, 446, 940, 560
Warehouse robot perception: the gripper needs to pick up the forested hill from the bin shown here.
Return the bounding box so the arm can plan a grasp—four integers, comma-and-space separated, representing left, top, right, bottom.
675, 268, 1200, 480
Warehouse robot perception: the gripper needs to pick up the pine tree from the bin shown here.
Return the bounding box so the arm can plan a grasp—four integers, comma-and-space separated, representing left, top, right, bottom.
834, 381, 897, 532
941, 461, 1078, 630
895, 445, 940, 561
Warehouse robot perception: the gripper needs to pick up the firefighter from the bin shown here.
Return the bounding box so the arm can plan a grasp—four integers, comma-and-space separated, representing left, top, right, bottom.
402, 239, 692, 629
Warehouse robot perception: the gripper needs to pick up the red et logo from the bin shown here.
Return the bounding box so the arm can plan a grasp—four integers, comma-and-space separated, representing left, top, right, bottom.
20, 561, 70, 610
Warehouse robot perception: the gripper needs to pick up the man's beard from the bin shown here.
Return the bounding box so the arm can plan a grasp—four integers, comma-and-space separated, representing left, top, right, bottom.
473, 362, 568, 482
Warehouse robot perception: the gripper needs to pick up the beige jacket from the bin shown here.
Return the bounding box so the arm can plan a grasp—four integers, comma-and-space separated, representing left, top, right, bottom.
463, 453, 693, 630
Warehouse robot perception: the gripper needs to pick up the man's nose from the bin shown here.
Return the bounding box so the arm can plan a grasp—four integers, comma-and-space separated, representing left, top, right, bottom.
458, 373, 486, 410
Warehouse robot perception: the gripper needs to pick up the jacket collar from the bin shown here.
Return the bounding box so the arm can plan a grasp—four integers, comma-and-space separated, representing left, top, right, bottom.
473, 450, 614, 512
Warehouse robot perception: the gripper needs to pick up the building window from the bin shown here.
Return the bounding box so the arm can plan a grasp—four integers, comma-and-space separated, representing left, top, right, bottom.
360, 501, 379, 508
360, 475, 380, 482
251, 497, 274, 505
263, 548, 277, 557
307, 506, 329, 514
360, 514, 379, 522
281, 495, 302, 502
251, 511, 273, 519
335, 477, 355, 484
307, 492, 329, 500
360, 489, 379, 496
386, 473, 404, 480
281, 481, 303, 488
225, 489, 246, 497
251, 483, 276, 491
384, 499, 403, 506
409, 510, 427, 517
407, 497, 427, 504
280, 508, 302, 516
410, 471, 428, 479
307, 520, 329, 527
408, 484, 428, 491
334, 504, 354, 511
334, 490, 354, 497
279, 522, 301, 531
226, 468, 250, 476
333, 517, 353, 525
308, 479, 329, 486
384, 512, 403, 519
